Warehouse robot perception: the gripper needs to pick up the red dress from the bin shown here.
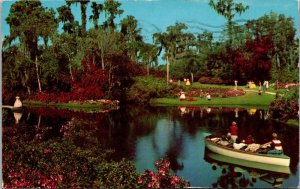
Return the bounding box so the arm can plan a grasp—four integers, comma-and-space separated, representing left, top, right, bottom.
230, 125, 238, 135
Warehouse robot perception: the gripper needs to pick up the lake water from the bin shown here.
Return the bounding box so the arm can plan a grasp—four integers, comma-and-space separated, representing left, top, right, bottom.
3, 105, 299, 188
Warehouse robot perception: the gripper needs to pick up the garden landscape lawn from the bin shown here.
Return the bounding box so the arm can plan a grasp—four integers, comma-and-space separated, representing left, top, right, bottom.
151, 90, 275, 108
23, 100, 118, 112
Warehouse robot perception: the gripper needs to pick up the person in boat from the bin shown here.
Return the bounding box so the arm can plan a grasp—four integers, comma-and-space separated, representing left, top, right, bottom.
217, 135, 230, 146
244, 135, 255, 145
261, 133, 283, 154
229, 121, 238, 143
233, 138, 247, 150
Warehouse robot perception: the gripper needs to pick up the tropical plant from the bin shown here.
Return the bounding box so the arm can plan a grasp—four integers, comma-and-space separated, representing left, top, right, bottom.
137, 159, 190, 188
209, 0, 249, 45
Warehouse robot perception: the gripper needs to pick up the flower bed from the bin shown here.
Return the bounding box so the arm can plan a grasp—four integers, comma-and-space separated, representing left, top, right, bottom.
174, 88, 245, 98
274, 82, 299, 89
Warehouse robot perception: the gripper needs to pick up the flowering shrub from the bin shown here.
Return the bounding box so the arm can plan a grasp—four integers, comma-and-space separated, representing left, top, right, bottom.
198, 76, 225, 84
174, 88, 245, 98
137, 159, 190, 188
269, 99, 299, 122
274, 82, 299, 89
221, 89, 245, 98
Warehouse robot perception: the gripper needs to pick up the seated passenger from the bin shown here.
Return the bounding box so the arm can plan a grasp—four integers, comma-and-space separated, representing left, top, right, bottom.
233, 138, 247, 150
245, 143, 260, 152
245, 135, 255, 144
217, 135, 230, 146
261, 133, 283, 154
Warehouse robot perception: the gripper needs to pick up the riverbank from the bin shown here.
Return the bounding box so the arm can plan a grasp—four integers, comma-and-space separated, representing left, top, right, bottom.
150, 90, 275, 109
23, 100, 119, 112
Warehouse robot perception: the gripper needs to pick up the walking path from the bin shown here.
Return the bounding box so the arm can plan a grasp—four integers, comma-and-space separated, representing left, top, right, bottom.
244, 89, 278, 95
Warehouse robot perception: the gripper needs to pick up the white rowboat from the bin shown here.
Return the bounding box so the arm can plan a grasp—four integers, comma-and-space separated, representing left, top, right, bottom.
205, 135, 290, 167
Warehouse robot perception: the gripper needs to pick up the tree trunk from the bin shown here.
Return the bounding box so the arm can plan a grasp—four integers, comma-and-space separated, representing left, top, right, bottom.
68, 56, 74, 82
147, 57, 150, 76
166, 49, 170, 85
35, 56, 42, 92
100, 48, 105, 69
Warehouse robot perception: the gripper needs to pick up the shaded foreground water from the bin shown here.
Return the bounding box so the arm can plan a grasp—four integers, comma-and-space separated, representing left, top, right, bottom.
3, 105, 299, 188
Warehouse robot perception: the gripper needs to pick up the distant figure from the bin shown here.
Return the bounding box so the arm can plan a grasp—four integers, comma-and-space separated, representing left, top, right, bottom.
179, 91, 186, 101
185, 79, 191, 86
234, 80, 238, 90
206, 93, 211, 101
258, 90, 262, 95
265, 81, 269, 90
229, 121, 238, 142
263, 81, 267, 92
14, 96, 22, 108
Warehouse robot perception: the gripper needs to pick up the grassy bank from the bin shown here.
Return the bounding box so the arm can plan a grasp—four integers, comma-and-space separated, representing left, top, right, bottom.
287, 119, 299, 128
151, 91, 275, 108
23, 100, 116, 112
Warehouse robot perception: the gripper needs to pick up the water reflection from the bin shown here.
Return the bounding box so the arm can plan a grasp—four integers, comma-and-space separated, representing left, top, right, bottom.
2, 105, 299, 188
204, 149, 291, 188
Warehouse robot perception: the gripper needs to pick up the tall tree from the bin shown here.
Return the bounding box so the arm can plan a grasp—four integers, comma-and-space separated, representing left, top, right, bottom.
120, 15, 143, 62
103, 0, 124, 31
6, 1, 57, 93
153, 22, 188, 84
209, 0, 249, 46
57, 5, 79, 34
66, 0, 90, 35
89, 2, 104, 29
245, 12, 297, 81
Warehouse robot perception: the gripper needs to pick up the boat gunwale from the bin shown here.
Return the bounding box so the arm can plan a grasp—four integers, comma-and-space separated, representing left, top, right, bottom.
205, 135, 290, 160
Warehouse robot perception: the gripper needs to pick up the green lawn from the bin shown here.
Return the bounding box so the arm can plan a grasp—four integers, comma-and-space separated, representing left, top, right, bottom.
185, 82, 285, 94
151, 90, 275, 108
23, 100, 115, 112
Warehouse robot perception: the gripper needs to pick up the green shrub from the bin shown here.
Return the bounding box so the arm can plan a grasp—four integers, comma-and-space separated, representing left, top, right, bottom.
127, 76, 174, 104
94, 159, 139, 188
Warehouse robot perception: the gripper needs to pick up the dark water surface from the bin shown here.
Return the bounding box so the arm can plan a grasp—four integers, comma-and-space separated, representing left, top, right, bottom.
3, 105, 299, 188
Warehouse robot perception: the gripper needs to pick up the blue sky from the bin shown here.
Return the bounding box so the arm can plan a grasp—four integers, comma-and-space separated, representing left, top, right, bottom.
1, 0, 299, 43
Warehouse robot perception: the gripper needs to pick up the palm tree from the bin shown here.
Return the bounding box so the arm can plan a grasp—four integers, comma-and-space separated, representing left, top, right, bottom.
103, 0, 124, 31
209, 0, 248, 46
66, 0, 90, 35
57, 5, 78, 34
120, 15, 143, 62
89, 2, 104, 29
6, 1, 57, 93
153, 22, 188, 84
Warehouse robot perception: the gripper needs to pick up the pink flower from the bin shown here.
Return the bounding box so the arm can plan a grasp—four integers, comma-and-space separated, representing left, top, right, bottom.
158, 168, 165, 176
137, 177, 143, 184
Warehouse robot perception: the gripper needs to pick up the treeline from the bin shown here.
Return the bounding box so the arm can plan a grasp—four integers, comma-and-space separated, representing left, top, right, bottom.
2, 0, 298, 104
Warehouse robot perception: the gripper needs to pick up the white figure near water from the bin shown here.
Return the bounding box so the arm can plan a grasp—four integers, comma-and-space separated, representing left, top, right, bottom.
14, 96, 23, 108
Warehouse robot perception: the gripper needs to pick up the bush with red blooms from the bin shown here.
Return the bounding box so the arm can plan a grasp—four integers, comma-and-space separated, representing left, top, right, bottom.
29, 60, 107, 103
233, 37, 272, 82
137, 159, 190, 188
173, 88, 245, 98
198, 76, 224, 84
274, 82, 299, 90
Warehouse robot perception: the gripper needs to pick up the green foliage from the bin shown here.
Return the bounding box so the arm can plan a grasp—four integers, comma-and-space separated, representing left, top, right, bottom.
281, 87, 299, 101
270, 87, 299, 122
269, 99, 299, 123
127, 76, 174, 104
95, 159, 139, 188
